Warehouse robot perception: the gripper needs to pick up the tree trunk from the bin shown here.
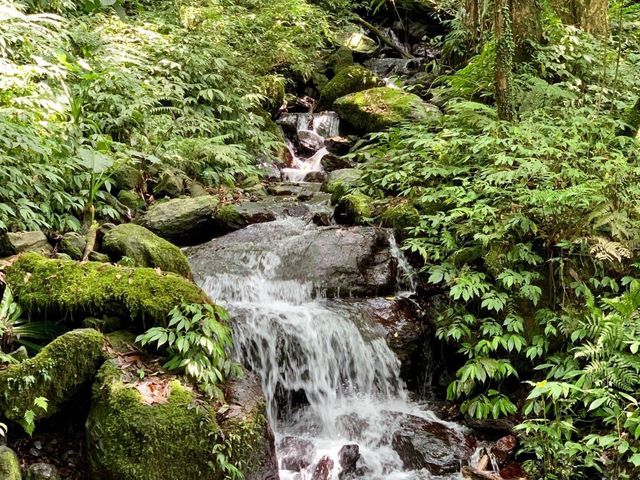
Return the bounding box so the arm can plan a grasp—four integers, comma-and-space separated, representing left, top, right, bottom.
550, 0, 610, 37
495, 0, 514, 121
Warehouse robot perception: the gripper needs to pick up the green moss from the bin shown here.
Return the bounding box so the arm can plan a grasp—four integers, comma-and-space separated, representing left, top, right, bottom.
117, 190, 145, 211
334, 192, 372, 225
334, 87, 441, 132
320, 66, 380, 108
326, 46, 353, 74
59, 232, 86, 260
5, 253, 208, 327
87, 361, 272, 480
137, 195, 219, 245
0, 329, 104, 422
102, 224, 192, 278
321, 168, 362, 204
380, 202, 421, 231
105, 331, 137, 354
0, 446, 21, 480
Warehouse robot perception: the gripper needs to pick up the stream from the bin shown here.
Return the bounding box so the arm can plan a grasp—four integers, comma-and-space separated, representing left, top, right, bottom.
188, 113, 479, 480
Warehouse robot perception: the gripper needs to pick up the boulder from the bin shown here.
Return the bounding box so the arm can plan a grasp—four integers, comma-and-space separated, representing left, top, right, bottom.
324, 136, 354, 156
321, 168, 361, 204
58, 232, 86, 260
363, 58, 423, 78
25, 463, 60, 480
153, 170, 188, 198
278, 436, 316, 471
334, 193, 372, 225
321, 153, 355, 172
303, 171, 327, 183
117, 190, 145, 211
320, 66, 381, 108
0, 446, 21, 480
0, 232, 51, 257
326, 47, 354, 74
388, 412, 474, 475
102, 224, 192, 278
0, 329, 104, 422
188, 220, 398, 297
136, 196, 218, 245
5, 253, 207, 327
337, 444, 360, 478
87, 361, 277, 480
311, 456, 334, 480
334, 87, 441, 132
213, 202, 278, 234
112, 164, 141, 191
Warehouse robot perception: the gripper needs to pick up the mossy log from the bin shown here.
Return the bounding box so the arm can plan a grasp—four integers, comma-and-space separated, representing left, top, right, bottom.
5, 253, 208, 327
0, 329, 105, 422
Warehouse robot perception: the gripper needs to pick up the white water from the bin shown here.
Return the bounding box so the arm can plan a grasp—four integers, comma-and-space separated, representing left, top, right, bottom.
191, 218, 471, 480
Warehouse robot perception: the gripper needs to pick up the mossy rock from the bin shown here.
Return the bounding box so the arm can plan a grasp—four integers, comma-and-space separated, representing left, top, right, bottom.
86, 361, 277, 480
213, 202, 277, 234
320, 66, 381, 108
0, 329, 105, 423
153, 170, 188, 199
102, 224, 192, 278
334, 87, 441, 132
117, 190, 145, 211
0, 446, 21, 480
334, 192, 373, 225
136, 196, 219, 245
320, 168, 362, 204
59, 232, 86, 260
112, 165, 141, 191
0, 232, 52, 258
380, 202, 421, 231
5, 253, 208, 327
326, 46, 354, 74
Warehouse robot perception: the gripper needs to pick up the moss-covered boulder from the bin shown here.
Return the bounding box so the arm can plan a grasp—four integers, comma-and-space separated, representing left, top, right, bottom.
326, 46, 354, 74
213, 202, 278, 234
320, 65, 381, 108
112, 165, 141, 191
0, 446, 21, 480
136, 196, 219, 245
334, 87, 441, 132
0, 232, 51, 258
380, 202, 421, 231
58, 232, 86, 260
321, 168, 362, 204
153, 170, 189, 199
334, 192, 373, 225
117, 190, 145, 211
102, 224, 192, 278
5, 253, 207, 326
86, 361, 278, 480
0, 329, 104, 422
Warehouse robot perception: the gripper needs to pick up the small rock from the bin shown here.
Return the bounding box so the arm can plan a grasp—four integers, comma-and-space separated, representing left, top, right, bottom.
321, 153, 354, 172
26, 462, 61, 480
278, 436, 316, 471
338, 444, 360, 479
297, 130, 325, 154
311, 456, 334, 480
154, 169, 188, 198
303, 171, 327, 183
491, 435, 517, 467
59, 232, 86, 260
324, 136, 354, 156
88, 251, 111, 263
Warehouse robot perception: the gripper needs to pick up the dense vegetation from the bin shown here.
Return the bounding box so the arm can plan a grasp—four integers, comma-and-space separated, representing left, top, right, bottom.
2, 0, 640, 477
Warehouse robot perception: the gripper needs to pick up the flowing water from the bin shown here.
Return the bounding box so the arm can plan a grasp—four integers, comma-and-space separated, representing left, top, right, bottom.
190, 217, 473, 480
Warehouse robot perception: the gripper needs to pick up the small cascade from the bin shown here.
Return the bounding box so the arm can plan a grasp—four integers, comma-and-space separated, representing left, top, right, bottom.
190, 218, 475, 480
278, 112, 339, 182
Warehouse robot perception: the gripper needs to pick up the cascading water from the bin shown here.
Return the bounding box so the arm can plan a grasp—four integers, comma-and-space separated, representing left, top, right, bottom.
189, 217, 474, 480
279, 112, 339, 182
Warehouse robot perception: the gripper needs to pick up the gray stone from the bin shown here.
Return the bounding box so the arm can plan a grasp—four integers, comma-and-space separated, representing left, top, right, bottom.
297, 130, 325, 154
0, 231, 51, 257
25, 463, 60, 480
59, 232, 86, 260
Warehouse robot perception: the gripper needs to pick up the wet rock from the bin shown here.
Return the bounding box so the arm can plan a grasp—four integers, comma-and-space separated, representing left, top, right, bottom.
261, 163, 283, 181
297, 129, 325, 154
411, 43, 439, 58
303, 171, 327, 183
102, 223, 192, 278
0, 446, 21, 480
324, 136, 354, 156
311, 456, 334, 480
136, 195, 218, 245
278, 436, 316, 471
491, 435, 517, 467
334, 87, 441, 133
364, 58, 423, 77
500, 463, 526, 479
25, 462, 61, 480
59, 232, 86, 260
321, 153, 354, 172
0, 231, 51, 257
320, 65, 381, 108
387, 412, 474, 476
188, 220, 398, 297
337, 444, 360, 478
